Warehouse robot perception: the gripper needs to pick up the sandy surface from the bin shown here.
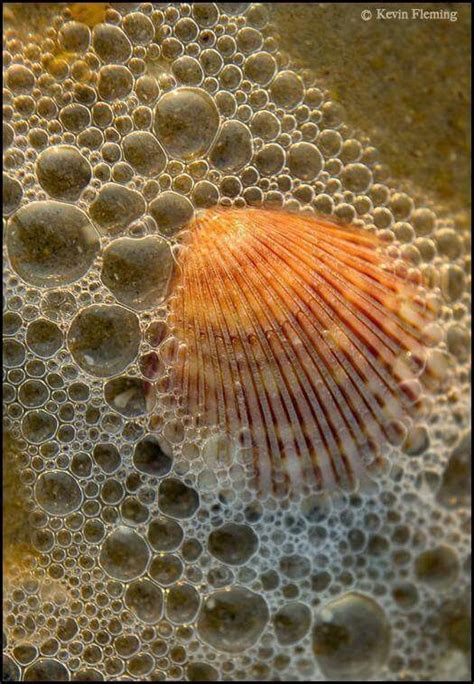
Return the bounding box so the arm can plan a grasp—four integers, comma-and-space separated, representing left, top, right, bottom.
271, 2, 471, 214
4, 3, 470, 217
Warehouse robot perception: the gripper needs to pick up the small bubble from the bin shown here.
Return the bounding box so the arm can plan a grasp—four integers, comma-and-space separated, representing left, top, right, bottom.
166, 583, 200, 624
22, 409, 57, 444
98, 64, 134, 101
274, 602, 311, 645
208, 523, 258, 565
102, 236, 174, 310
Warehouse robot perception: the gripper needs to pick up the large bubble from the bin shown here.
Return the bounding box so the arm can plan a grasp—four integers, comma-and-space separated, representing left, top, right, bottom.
99, 527, 150, 581
197, 587, 269, 653
101, 236, 174, 309
154, 87, 220, 160
6, 201, 100, 287
312, 592, 391, 680
68, 305, 140, 377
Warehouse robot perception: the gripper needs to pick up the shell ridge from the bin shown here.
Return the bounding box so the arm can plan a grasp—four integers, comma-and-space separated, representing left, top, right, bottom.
250, 224, 428, 422
235, 254, 340, 489
248, 227, 405, 419
167, 208, 436, 493
257, 224, 425, 361
198, 244, 257, 436
177, 235, 274, 492
191, 251, 231, 428
200, 235, 283, 491
215, 238, 311, 490
228, 233, 365, 488
184, 259, 216, 424
241, 235, 386, 480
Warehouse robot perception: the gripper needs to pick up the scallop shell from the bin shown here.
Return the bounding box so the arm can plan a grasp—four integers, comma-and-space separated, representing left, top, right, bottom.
165, 208, 432, 495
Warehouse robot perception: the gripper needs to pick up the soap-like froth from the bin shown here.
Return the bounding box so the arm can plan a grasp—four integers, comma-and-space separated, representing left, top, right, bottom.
2, 2, 470, 682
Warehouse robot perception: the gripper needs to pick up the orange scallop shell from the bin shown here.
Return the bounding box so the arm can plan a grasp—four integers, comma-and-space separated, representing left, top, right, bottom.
164, 208, 432, 495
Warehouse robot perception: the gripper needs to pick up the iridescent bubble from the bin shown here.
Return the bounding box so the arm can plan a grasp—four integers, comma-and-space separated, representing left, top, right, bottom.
93, 443, 121, 473
3, 339, 25, 367
26, 319, 63, 358
149, 191, 194, 237
250, 110, 280, 141
104, 376, 151, 417
341, 162, 373, 193
60, 20, 91, 53
149, 553, 183, 586
158, 478, 199, 519
187, 663, 219, 682
92, 23, 132, 63
3, 655, 20, 682
18, 379, 49, 408
98, 65, 134, 101
192, 3, 219, 27
59, 103, 91, 133
166, 583, 200, 624
172, 56, 204, 86
201, 48, 224, 76
71, 452, 93, 478
122, 12, 155, 45
287, 142, 323, 180
122, 131, 166, 177
415, 546, 460, 588
208, 523, 258, 565
209, 120, 253, 172
255, 143, 285, 176
243, 51, 277, 85
3, 173, 22, 215
274, 602, 311, 645
440, 264, 466, 303
5, 64, 35, 94
437, 431, 471, 508
133, 436, 173, 476
22, 409, 57, 444
24, 659, 69, 682
192, 180, 219, 208
236, 26, 263, 53
71, 669, 103, 682
270, 70, 304, 110
148, 516, 184, 552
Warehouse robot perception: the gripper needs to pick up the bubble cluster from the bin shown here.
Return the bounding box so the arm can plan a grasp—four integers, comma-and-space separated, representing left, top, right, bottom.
2, 1, 470, 682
